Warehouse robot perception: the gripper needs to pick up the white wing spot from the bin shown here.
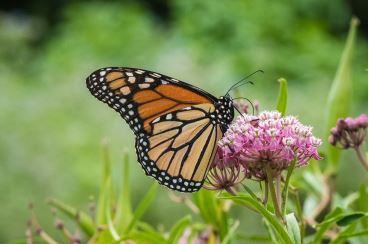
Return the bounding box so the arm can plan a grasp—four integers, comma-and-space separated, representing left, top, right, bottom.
139, 83, 150, 89
100, 71, 106, 76
153, 117, 160, 123
145, 77, 155, 83
128, 77, 136, 83
120, 86, 131, 95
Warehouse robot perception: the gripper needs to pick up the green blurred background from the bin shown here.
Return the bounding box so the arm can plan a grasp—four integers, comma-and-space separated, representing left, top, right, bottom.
0, 0, 367, 242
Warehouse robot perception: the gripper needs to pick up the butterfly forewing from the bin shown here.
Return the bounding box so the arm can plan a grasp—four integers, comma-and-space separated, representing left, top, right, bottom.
86, 67, 232, 192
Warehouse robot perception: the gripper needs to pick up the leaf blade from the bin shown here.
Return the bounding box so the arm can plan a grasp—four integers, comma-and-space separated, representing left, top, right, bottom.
325, 17, 358, 169
276, 78, 288, 116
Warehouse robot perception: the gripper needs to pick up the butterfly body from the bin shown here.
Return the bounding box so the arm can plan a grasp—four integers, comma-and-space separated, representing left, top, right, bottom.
86, 67, 234, 192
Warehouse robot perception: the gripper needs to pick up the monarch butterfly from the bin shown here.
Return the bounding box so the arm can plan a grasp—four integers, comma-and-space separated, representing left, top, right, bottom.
86, 67, 246, 192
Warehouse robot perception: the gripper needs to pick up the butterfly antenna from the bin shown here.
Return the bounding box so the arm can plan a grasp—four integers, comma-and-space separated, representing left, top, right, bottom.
226, 70, 264, 96
233, 104, 243, 116
232, 97, 255, 115
230, 80, 255, 91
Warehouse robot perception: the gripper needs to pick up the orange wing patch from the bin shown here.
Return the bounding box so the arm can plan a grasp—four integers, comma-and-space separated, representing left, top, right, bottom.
155, 84, 211, 104
133, 90, 162, 103
138, 99, 178, 119
106, 71, 124, 82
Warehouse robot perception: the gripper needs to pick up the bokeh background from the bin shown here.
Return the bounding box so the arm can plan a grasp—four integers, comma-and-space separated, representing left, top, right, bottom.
0, 0, 367, 242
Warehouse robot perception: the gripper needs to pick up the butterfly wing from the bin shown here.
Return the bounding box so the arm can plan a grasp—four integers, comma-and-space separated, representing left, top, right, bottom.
86, 67, 223, 192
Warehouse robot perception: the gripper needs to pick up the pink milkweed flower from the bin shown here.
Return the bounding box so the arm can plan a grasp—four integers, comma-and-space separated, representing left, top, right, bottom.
204, 148, 244, 194
216, 111, 322, 181
329, 114, 368, 149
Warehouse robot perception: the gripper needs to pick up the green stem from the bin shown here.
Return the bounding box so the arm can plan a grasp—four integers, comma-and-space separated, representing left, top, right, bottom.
263, 181, 269, 206
225, 186, 236, 196
291, 188, 304, 244
276, 174, 282, 211
354, 146, 368, 171
265, 165, 285, 224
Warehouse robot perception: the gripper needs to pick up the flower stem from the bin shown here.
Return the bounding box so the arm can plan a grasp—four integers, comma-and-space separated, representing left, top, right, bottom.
276, 174, 282, 211
265, 165, 285, 223
354, 146, 368, 171
225, 186, 236, 196
263, 181, 269, 206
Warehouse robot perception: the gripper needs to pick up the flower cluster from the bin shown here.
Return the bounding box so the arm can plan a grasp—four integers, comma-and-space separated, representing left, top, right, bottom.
216, 111, 322, 180
204, 148, 243, 193
329, 114, 367, 149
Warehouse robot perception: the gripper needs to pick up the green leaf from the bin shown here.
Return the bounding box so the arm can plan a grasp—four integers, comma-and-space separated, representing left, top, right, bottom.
192, 189, 219, 225
325, 17, 359, 170
286, 213, 301, 244
120, 231, 165, 244
105, 178, 120, 241
193, 189, 230, 241
167, 215, 191, 244
125, 183, 158, 234
263, 219, 279, 243
282, 159, 296, 215
313, 208, 367, 242
315, 211, 367, 228
236, 233, 270, 242
290, 190, 304, 240
276, 78, 288, 116
136, 222, 165, 239
47, 198, 95, 237
241, 183, 259, 201
218, 204, 230, 242
358, 185, 368, 228
95, 229, 115, 244
220, 193, 292, 244
97, 141, 112, 225
336, 213, 366, 227
302, 195, 318, 217
116, 151, 133, 233
313, 207, 344, 243
331, 228, 368, 244
221, 220, 240, 244
302, 172, 323, 196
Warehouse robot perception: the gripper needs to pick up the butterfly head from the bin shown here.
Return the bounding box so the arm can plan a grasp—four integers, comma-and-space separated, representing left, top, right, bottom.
216, 96, 234, 132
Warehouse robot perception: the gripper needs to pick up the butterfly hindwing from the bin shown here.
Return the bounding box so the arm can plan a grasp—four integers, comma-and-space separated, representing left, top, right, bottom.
135, 104, 223, 192
86, 67, 232, 192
